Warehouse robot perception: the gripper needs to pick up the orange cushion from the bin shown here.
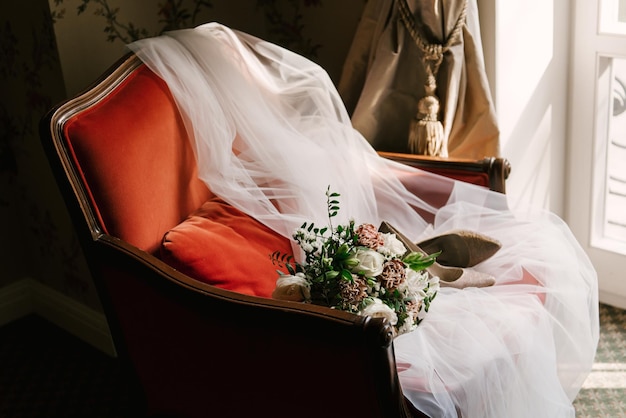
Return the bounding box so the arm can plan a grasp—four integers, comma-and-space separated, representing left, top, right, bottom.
160, 198, 293, 297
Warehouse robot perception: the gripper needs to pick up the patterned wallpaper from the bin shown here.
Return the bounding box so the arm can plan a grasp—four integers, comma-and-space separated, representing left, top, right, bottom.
60, 0, 323, 57
0, 1, 97, 307
0, 0, 364, 312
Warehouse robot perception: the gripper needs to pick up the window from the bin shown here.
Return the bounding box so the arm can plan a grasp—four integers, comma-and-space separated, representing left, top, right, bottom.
591, 3, 626, 254
599, 0, 626, 34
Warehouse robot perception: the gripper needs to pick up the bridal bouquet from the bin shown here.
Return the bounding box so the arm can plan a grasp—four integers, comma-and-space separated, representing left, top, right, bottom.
271, 188, 439, 335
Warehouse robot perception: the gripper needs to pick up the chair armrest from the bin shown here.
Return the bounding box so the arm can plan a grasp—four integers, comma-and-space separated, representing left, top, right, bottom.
379, 152, 511, 194
92, 235, 423, 418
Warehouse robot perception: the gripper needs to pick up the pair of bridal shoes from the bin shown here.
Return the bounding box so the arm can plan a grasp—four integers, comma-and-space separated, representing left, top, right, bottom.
379, 222, 497, 289
417, 230, 501, 268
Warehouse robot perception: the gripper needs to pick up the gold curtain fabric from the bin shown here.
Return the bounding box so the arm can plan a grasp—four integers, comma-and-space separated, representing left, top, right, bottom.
338, 0, 500, 158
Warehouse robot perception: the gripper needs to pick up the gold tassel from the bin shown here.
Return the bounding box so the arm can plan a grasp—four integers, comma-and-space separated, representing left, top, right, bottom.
408, 95, 447, 157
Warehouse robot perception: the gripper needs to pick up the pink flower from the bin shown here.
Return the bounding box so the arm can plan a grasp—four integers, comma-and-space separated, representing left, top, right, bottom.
339, 275, 369, 309
380, 259, 406, 290
356, 223, 384, 249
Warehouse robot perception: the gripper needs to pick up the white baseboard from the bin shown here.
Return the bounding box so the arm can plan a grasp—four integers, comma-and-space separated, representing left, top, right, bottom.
599, 289, 626, 311
0, 278, 34, 326
0, 278, 116, 357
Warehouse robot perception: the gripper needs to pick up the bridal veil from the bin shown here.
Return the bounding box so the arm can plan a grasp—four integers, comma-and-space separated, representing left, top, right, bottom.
128, 22, 598, 417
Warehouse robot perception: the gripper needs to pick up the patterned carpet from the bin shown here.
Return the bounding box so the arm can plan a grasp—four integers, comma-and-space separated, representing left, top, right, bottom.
574, 303, 626, 417
0, 304, 624, 417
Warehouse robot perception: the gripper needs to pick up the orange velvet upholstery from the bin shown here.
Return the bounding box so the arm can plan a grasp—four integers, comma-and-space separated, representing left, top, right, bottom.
63, 65, 212, 254
161, 197, 293, 297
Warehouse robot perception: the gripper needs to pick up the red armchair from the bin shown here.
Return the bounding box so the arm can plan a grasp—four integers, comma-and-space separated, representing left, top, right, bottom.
40, 53, 509, 418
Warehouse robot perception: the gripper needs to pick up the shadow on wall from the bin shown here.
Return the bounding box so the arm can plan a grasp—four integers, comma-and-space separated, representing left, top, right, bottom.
498, 0, 569, 215
0, 1, 97, 308
0, 0, 365, 314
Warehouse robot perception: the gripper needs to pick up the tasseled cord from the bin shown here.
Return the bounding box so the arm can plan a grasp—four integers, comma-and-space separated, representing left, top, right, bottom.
398, 0, 468, 158
408, 76, 447, 156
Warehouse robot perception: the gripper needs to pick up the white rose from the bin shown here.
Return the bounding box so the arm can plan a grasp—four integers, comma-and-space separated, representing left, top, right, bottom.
397, 315, 418, 335
378, 233, 407, 258
351, 248, 385, 277
272, 273, 311, 302
402, 268, 429, 294
359, 298, 398, 326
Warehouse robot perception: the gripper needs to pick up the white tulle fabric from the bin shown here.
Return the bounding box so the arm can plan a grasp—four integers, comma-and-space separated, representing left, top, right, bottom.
128, 23, 598, 418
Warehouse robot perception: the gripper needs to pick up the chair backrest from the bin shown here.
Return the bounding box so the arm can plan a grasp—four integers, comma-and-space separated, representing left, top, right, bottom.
47, 54, 212, 254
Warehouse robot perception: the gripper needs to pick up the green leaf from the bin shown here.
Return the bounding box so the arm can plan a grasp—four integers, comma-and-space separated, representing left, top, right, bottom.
324, 270, 340, 279
403, 251, 440, 271
344, 257, 359, 268
336, 243, 350, 254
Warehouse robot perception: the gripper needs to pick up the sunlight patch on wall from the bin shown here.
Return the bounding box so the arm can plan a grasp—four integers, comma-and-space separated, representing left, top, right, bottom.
496, 0, 553, 143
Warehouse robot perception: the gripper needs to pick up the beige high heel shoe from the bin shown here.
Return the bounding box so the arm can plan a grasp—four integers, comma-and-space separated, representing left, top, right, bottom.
417, 230, 501, 268
379, 222, 496, 289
